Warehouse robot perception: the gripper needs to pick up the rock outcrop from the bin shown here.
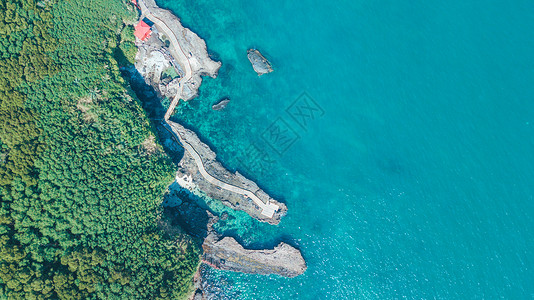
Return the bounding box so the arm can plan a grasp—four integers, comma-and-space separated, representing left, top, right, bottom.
247, 49, 273, 76
211, 98, 230, 111
202, 214, 306, 277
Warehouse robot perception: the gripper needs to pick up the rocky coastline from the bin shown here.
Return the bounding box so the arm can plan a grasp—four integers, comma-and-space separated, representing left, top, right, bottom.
166, 121, 287, 225
128, 0, 306, 297
133, 0, 288, 224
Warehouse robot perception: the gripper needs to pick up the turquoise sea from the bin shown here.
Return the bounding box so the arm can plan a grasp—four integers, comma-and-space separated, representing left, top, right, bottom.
158, 0, 534, 298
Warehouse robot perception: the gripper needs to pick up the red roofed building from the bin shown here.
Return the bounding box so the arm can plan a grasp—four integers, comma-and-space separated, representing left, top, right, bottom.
134, 21, 151, 41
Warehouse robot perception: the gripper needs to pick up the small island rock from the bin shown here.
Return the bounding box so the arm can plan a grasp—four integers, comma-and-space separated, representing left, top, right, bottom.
212, 98, 230, 111
247, 49, 273, 76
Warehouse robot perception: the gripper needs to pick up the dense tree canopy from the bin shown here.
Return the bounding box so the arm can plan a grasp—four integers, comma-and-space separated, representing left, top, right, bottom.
0, 0, 198, 298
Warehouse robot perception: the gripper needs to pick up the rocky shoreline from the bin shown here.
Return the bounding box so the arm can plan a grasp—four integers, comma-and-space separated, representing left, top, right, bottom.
167, 121, 287, 225
132, 3, 288, 224
202, 213, 306, 278
128, 1, 306, 297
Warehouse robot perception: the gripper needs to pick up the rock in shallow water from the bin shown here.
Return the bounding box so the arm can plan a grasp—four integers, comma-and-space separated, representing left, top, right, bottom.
212, 98, 230, 110
247, 49, 273, 76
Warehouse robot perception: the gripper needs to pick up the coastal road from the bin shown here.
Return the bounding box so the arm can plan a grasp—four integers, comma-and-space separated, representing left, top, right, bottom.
165, 122, 279, 218
138, 0, 192, 120
138, 0, 278, 218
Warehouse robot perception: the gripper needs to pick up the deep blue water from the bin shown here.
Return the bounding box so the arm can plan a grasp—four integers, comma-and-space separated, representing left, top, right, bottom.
158, 0, 534, 298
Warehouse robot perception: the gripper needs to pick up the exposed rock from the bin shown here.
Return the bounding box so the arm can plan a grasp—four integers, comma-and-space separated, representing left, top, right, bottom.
211, 98, 230, 111
202, 215, 306, 277
247, 49, 273, 76
203, 238, 307, 277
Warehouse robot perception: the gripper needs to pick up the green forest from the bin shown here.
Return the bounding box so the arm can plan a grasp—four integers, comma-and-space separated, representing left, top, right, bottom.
0, 0, 198, 298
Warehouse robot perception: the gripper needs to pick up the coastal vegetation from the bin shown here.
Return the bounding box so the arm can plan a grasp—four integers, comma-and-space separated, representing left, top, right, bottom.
0, 0, 198, 298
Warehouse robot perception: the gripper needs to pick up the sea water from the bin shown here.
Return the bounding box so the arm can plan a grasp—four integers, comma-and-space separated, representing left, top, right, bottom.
157, 0, 534, 298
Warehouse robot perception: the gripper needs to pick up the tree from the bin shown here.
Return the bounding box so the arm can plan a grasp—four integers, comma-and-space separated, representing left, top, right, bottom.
0, 0, 198, 298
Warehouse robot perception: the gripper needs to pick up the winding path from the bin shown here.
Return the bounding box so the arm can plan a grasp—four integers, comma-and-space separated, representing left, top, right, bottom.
138, 0, 279, 218
165, 122, 279, 218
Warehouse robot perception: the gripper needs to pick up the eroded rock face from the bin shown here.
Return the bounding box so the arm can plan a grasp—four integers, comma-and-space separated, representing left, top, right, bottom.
247, 49, 273, 76
201, 215, 306, 278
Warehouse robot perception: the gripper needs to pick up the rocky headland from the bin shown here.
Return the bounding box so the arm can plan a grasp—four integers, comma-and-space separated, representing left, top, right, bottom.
202, 214, 306, 278
165, 120, 287, 225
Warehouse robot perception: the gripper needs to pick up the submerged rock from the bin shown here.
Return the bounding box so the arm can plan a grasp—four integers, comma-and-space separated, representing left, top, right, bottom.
212, 98, 230, 111
247, 49, 273, 76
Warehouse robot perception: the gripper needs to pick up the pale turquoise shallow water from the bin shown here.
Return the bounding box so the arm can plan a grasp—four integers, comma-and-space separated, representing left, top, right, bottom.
158, 0, 534, 298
